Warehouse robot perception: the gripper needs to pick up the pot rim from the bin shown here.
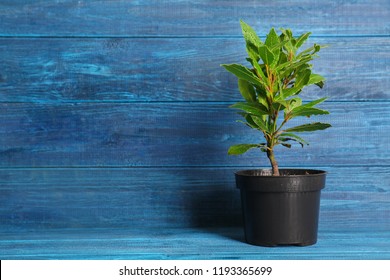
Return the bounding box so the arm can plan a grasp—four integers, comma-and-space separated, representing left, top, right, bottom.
235, 169, 327, 192
235, 168, 327, 178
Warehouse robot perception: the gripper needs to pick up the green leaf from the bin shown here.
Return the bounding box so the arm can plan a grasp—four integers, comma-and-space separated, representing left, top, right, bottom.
281, 86, 302, 98
308, 73, 325, 88
256, 87, 269, 109
315, 80, 325, 89
238, 79, 256, 102
271, 49, 281, 68
289, 97, 329, 118
285, 122, 332, 133
289, 97, 302, 109
279, 132, 309, 147
304, 97, 327, 107
295, 32, 311, 49
278, 51, 288, 65
228, 144, 261, 155
308, 73, 325, 85
297, 43, 322, 58
236, 113, 258, 129
240, 20, 262, 49
276, 55, 313, 77
236, 120, 257, 130
240, 20, 263, 61
295, 62, 311, 74
230, 102, 269, 117
295, 68, 312, 89
272, 100, 286, 111
244, 114, 259, 128
258, 45, 275, 66
265, 28, 280, 49
250, 57, 268, 83
280, 28, 293, 41
251, 115, 269, 132
246, 42, 260, 62
221, 64, 264, 88
290, 107, 330, 118
281, 28, 296, 55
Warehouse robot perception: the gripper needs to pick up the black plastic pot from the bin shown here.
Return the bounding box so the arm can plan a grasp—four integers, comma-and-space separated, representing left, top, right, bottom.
235, 169, 326, 247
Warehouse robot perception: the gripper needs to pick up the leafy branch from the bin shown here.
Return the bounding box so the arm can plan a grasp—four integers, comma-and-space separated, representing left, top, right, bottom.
222, 20, 331, 176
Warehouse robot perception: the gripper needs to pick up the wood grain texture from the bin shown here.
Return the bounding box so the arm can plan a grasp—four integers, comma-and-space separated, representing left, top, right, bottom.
0, 102, 389, 167
0, 0, 389, 36
0, 168, 241, 229
0, 228, 389, 260
1, 0, 389, 260
0, 37, 389, 102
0, 167, 388, 230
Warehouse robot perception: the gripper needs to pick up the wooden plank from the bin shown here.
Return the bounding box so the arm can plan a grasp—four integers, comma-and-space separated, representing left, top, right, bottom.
0, 228, 389, 259
1, 37, 389, 102
0, 168, 241, 229
0, 0, 389, 36
1, 0, 388, 262
0, 167, 388, 229
0, 102, 389, 167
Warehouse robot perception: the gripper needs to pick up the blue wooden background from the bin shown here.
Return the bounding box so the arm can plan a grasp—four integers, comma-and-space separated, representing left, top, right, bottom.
0, 0, 389, 259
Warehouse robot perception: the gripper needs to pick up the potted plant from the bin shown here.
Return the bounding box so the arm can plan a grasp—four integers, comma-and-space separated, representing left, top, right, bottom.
221, 20, 331, 246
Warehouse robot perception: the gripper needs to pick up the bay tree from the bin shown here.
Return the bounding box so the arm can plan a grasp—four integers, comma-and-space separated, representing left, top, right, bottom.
222, 20, 331, 176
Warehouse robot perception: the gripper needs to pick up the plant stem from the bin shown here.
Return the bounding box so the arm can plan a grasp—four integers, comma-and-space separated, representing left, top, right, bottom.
265, 97, 280, 176
266, 147, 280, 176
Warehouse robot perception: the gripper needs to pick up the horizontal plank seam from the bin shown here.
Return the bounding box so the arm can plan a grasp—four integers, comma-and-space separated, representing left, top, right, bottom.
1, 100, 389, 105
0, 165, 389, 170
0, 34, 389, 39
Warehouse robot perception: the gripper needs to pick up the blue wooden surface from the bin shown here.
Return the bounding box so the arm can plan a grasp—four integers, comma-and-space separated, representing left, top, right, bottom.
0, 0, 389, 260
1, 228, 389, 260
0, 102, 389, 167
0, 38, 389, 102
0, 0, 388, 36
